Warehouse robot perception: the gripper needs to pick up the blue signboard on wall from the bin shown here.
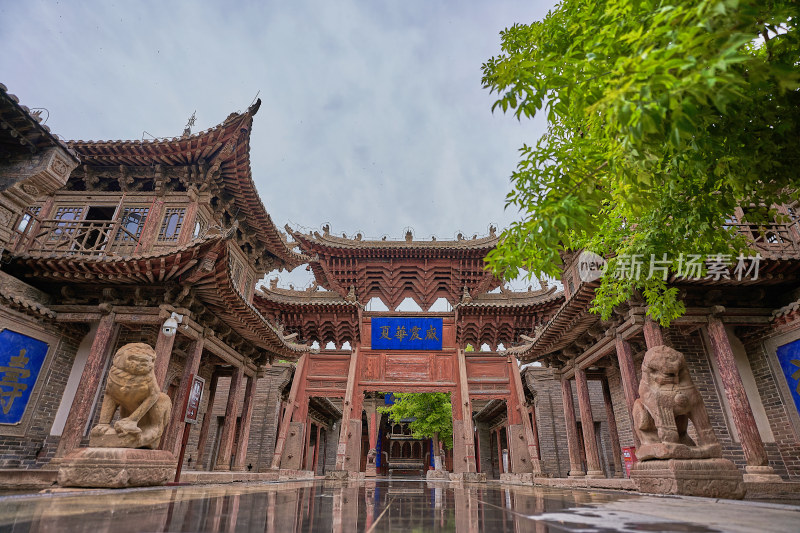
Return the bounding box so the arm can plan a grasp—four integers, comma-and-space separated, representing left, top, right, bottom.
777, 339, 800, 417
371, 317, 443, 350
0, 330, 48, 425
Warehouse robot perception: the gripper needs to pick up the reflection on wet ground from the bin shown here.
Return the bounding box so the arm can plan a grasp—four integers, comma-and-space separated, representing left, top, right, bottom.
0, 479, 797, 533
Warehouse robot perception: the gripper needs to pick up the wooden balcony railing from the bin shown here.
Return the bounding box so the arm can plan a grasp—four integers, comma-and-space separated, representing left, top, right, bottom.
732, 222, 800, 254
16, 218, 141, 257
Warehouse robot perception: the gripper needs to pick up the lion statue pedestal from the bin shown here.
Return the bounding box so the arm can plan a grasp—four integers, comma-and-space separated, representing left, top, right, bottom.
629, 345, 744, 499
57, 343, 177, 488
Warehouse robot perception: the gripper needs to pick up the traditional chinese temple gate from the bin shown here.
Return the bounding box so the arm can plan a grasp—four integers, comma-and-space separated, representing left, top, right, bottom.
261, 228, 562, 476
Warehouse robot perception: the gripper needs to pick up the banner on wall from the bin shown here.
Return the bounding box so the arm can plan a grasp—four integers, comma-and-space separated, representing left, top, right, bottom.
776, 338, 800, 416
0, 330, 49, 425
371, 317, 443, 350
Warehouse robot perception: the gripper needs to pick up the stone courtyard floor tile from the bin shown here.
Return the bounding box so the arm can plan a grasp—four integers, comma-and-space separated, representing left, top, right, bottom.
0, 478, 797, 532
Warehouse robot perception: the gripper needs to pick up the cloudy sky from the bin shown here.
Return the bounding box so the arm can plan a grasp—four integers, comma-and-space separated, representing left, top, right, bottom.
1, 0, 556, 289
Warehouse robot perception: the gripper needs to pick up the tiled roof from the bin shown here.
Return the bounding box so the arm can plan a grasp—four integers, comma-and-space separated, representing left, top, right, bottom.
255, 284, 358, 308
0, 286, 55, 319
0, 83, 80, 161
288, 226, 499, 253
67, 100, 305, 270
462, 286, 564, 309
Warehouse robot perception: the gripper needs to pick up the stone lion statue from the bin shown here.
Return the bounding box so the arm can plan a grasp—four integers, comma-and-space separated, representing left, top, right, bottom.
89, 343, 172, 449
632, 345, 721, 461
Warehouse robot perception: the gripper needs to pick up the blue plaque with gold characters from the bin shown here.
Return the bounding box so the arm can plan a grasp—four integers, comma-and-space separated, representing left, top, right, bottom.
0, 330, 48, 424
777, 339, 800, 417
371, 317, 443, 350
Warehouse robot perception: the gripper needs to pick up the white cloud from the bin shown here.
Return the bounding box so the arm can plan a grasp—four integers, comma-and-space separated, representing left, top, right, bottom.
0, 0, 555, 287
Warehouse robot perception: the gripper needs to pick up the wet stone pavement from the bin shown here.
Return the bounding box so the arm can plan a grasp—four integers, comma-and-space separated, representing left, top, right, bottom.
0, 479, 798, 533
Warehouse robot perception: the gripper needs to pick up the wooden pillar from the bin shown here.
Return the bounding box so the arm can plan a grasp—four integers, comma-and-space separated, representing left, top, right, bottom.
364, 397, 379, 477
153, 322, 177, 390
162, 336, 204, 456
456, 348, 477, 473
509, 358, 541, 473
304, 417, 313, 471
195, 370, 220, 468
560, 377, 584, 478
529, 405, 540, 461
614, 334, 640, 447
215, 365, 244, 471
495, 429, 503, 474
643, 317, 664, 349
601, 377, 624, 478
56, 312, 117, 457
271, 354, 307, 469
335, 348, 361, 471
574, 368, 604, 478
706, 317, 779, 479
232, 374, 258, 471
313, 424, 322, 474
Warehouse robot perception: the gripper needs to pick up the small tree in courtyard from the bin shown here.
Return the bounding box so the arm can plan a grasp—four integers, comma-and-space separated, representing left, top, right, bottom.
482, 0, 800, 325
379, 393, 453, 453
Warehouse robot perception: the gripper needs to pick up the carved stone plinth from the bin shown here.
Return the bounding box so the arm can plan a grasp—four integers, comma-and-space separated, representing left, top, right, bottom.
426, 469, 450, 480
631, 458, 745, 499
57, 447, 176, 488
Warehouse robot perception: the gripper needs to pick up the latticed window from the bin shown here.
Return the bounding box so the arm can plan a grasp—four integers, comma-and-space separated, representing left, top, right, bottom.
243, 274, 254, 297
230, 258, 243, 290
193, 215, 207, 238
158, 208, 185, 242
116, 207, 149, 242
16, 206, 41, 233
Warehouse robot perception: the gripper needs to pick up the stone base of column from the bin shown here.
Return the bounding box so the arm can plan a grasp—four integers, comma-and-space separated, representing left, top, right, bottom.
631, 458, 745, 499
568, 470, 586, 478
448, 472, 487, 483
325, 470, 364, 481
57, 448, 176, 488
213, 464, 232, 472
743, 465, 783, 483
585, 470, 605, 479
426, 469, 450, 480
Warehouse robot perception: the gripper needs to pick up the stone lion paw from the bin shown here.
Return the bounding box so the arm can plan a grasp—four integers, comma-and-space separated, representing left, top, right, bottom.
114, 419, 142, 436
90, 424, 113, 437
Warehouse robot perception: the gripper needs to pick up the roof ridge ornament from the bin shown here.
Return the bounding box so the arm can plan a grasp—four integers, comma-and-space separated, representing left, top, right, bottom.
461, 286, 472, 304
345, 285, 357, 302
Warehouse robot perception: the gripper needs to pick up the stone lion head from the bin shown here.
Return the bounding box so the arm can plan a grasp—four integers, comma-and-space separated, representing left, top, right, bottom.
642, 345, 687, 387
112, 343, 156, 376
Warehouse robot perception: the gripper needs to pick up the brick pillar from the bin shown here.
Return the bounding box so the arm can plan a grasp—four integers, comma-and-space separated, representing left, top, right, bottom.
574, 368, 604, 478
161, 336, 204, 456
706, 317, 781, 481
195, 370, 219, 469
601, 377, 624, 478
153, 322, 177, 389
643, 317, 664, 349
232, 374, 258, 471
273, 354, 308, 469
56, 312, 117, 457
215, 365, 244, 471
560, 377, 584, 477
614, 334, 641, 447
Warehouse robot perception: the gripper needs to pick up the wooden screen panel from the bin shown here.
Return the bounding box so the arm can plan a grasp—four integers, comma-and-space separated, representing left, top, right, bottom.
385, 354, 431, 382
307, 359, 350, 379
465, 361, 509, 380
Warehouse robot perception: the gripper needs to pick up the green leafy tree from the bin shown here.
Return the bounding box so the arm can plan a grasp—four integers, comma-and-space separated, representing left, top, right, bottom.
379, 393, 453, 450
482, 0, 799, 325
